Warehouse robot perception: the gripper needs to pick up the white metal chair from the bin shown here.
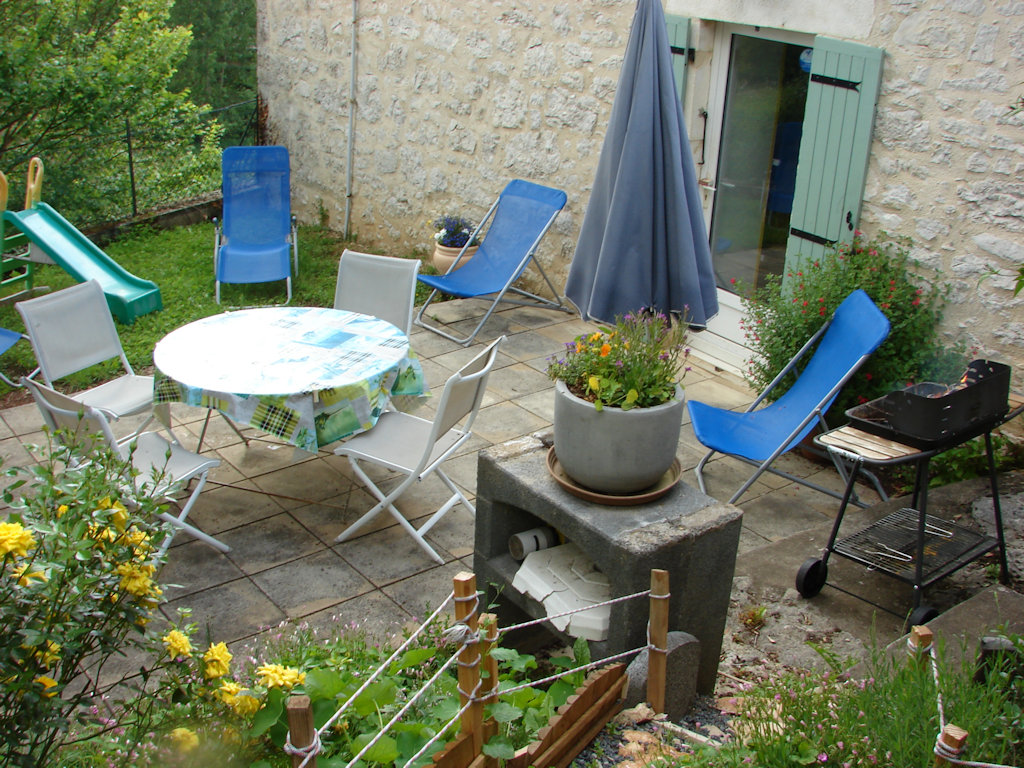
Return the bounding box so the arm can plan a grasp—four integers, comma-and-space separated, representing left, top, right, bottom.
333, 336, 505, 563
333, 249, 420, 334
16, 280, 173, 441
22, 377, 228, 557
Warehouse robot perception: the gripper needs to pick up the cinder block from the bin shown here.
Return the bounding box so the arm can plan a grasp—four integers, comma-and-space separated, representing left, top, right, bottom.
474, 435, 743, 694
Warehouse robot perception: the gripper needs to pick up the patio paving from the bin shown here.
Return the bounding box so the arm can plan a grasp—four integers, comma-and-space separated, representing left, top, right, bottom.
2, 296, 955, 678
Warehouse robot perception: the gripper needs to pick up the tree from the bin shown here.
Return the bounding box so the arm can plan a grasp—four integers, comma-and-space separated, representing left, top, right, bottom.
169, 0, 257, 146
0, 0, 220, 224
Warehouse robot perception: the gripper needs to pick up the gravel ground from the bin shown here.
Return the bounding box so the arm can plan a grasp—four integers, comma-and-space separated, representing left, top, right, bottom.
570, 481, 1024, 767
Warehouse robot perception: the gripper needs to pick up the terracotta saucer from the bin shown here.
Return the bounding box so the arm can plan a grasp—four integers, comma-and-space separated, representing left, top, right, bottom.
545, 447, 682, 506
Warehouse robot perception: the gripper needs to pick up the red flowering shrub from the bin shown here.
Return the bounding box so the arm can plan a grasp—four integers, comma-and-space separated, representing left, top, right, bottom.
740, 233, 964, 418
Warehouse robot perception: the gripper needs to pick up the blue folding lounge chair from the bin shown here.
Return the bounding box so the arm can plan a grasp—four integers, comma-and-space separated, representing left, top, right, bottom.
0, 326, 36, 387
414, 179, 570, 346
688, 289, 891, 506
214, 146, 298, 304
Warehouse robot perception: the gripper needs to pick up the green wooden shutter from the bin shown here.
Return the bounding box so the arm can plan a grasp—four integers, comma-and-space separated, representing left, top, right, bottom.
665, 15, 690, 107
785, 37, 884, 270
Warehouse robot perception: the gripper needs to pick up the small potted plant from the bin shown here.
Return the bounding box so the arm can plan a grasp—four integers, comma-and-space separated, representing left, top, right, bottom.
546, 310, 690, 495
431, 214, 481, 273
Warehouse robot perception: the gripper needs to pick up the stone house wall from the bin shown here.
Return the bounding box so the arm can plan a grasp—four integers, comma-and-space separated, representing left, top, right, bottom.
257, 0, 1024, 375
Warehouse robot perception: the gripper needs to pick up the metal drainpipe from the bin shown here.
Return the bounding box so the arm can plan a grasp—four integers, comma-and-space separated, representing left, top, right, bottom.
344, 0, 357, 238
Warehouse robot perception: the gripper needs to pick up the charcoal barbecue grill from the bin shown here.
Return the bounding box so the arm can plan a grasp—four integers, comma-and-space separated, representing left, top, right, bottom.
797, 363, 1021, 628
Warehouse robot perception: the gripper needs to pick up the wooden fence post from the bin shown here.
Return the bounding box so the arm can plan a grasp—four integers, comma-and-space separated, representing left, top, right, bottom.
647, 569, 669, 714
933, 724, 968, 767
453, 572, 484, 754
908, 625, 934, 666
479, 613, 500, 704
286, 694, 316, 768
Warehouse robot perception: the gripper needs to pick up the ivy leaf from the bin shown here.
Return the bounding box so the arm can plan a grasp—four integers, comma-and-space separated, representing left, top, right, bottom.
390, 647, 435, 673
482, 734, 516, 760
487, 701, 523, 724
305, 668, 348, 702
250, 686, 285, 736
547, 679, 575, 708
351, 733, 400, 764
353, 679, 397, 716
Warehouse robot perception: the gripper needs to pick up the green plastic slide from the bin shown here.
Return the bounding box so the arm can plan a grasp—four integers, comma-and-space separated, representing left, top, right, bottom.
2, 203, 162, 324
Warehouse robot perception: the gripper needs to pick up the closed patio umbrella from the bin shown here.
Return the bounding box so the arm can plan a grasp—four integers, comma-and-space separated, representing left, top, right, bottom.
565, 0, 718, 326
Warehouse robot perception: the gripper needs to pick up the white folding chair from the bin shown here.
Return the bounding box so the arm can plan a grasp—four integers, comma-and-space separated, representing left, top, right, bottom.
334, 336, 505, 563
16, 280, 174, 442
22, 377, 228, 557
333, 249, 420, 334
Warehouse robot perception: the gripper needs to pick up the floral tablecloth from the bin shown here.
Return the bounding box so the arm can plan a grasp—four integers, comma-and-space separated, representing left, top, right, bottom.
153, 307, 427, 452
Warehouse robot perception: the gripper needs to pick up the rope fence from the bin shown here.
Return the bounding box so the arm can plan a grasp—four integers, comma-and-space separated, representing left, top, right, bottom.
282, 568, 672, 768
907, 625, 1018, 768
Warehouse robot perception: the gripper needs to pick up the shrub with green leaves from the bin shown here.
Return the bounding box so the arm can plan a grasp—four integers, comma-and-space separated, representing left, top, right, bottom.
0, 436, 174, 766
741, 233, 964, 419
675, 635, 1024, 767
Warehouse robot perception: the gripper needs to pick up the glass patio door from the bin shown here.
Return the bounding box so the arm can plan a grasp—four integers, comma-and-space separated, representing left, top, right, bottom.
708, 34, 811, 296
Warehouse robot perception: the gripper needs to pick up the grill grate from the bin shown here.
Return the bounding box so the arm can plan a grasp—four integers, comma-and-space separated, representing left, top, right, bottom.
834, 507, 997, 586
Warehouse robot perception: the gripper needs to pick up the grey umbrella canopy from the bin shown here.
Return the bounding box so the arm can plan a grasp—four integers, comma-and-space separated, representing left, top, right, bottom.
565, 0, 718, 326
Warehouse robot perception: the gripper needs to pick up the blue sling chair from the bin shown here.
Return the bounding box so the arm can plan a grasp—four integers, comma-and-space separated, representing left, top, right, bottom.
688, 289, 891, 506
214, 146, 298, 304
414, 179, 570, 346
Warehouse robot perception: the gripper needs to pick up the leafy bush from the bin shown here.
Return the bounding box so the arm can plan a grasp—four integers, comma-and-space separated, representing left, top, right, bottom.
675, 634, 1024, 767
0, 435, 175, 766
740, 233, 964, 419
50, 607, 592, 766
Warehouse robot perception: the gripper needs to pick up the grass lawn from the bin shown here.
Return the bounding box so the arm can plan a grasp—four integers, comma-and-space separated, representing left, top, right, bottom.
0, 222, 437, 404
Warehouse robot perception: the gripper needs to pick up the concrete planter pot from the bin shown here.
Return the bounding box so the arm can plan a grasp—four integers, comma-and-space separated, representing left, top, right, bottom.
553, 379, 684, 494
432, 243, 478, 273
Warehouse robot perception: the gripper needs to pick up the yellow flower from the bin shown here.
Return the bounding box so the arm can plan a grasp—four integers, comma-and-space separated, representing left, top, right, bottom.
119, 526, 154, 559
115, 562, 156, 597
56, 504, 68, 518
162, 629, 193, 659
38, 640, 60, 667
256, 663, 305, 690
588, 375, 600, 393
168, 727, 199, 753
589, 332, 602, 342
218, 680, 243, 703
228, 691, 262, 717
88, 523, 117, 544
11, 563, 48, 587
0, 521, 36, 558
35, 675, 58, 698
203, 642, 233, 679
110, 501, 129, 533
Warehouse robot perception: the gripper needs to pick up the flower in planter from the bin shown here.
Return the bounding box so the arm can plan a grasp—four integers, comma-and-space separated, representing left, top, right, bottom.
547, 309, 690, 411
431, 214, 481, 248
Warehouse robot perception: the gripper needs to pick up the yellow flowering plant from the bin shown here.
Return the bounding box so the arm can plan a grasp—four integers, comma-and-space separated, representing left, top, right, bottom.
0, 433, 175, 765
546, 309, 690, 411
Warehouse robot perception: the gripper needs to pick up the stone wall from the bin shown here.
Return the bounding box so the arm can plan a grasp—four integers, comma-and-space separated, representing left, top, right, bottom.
862, 0, 1024, 369
257, 0, 1024, 373
257, 0, 635, 285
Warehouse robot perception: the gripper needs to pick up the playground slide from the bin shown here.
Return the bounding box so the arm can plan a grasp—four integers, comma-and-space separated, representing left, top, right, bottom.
2, 203, 162, 324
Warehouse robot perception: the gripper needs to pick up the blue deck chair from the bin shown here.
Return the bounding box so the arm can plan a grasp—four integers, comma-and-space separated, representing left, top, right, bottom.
214, 146, 298, 304
688, 289, 890, 506
0, 326, 36, 387
414, 179, 570, 346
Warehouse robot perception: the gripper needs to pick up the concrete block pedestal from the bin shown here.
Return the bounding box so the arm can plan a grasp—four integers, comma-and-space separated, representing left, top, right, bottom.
474, 435, 743, 694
